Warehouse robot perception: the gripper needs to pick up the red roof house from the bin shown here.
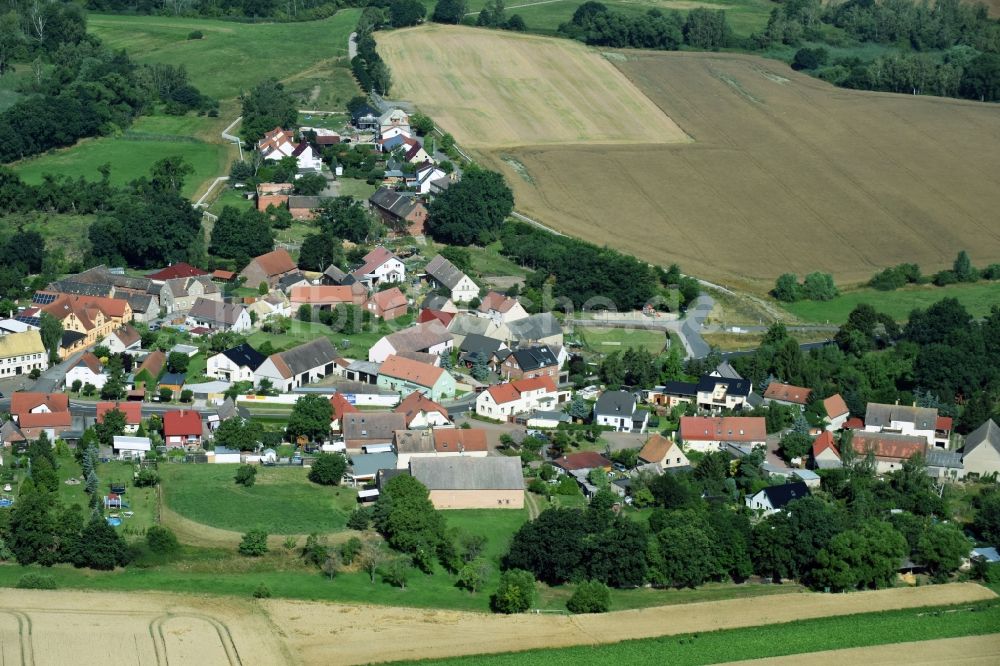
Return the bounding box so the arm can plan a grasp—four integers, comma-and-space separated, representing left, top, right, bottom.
96, 401, 142, 427
366, 287, 408, 321
146, 262, 208, 282
553, 451, 612, 472
163, 409, 203, 448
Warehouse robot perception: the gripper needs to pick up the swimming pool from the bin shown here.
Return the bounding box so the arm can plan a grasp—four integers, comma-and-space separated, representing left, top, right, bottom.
106, 516, 122, 527
0, 498, 13, 508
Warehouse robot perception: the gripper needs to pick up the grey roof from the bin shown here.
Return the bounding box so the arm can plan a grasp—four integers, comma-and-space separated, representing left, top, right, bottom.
165, 276, 218, 298
351, 452, 398, 477
55, 265, 152, 292
189, 298, 245, 326
219, 343, 266, 370
217, 397, 250, 421
322, 379, 397, 396
507, 313, 561, 342
288, 195, 322, 209
925, 449, 964, 469
123, 292, 156, 312
347, 360, 382, 376
425, 255, 468, 290
394, 429, 436, 454
510, 345, 558, 372
323, 264, 357, 286
410, 456, 524, 491
343, 413, 407, 442
594, 390, 636, 417
865, 403, 938, 430
370, 187, 419, 219
159, 372, 185, 386
383, 321, 452, 354
47, 281, 113, 298
697, 375, 752, 398
460, 333, 504, 356
449, 314, 492, 337
713, 361, 743, 380
963, 419, 1000, 458
278, 271, 309, 291
814, 458, 843, 470
421, 294, 453, 311
758, 482, 810, 509
376, 467, 409, 490
275, 337, 340, 376
528, 410, 570, 422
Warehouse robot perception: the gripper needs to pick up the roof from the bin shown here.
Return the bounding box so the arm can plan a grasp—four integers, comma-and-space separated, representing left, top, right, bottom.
347, 360, 382, 377
419, 309, 455, 327
448, 313, 492, 337
96, 401, 142, 425
163, 410, 202, 436
964, 419, 1000, 458
163, 276, 218, 298
713, 361, 743, 380
764, 382, 812, 405
247, 249, 296, 278
11, 392, 68, 416
395, 391, 449, 422
330, 392, 360, 420
369, 287, 407, 313
553, 451, 612, 471
811, 431, 840, 459
351, 452, 398, 477
0, 420, 25, 443
485, 376, 558, 405
509, 345, 558, 372
188, 298, 246, 326
288, 195, 322, 210
213, 269, 236, 280
659, 381, 697, 397
421, 294, 454, 312
343, 413, 407, 443
394, 429, 436, 454
396, 350, 438, 365
852, 431, 927, 460
936, 416, 953, 431
352, 247, 400, 278
845, 417, 864, 430
290, 285, 357, 305
972, 547, 1000, 563
137, 350, 166, 378
61, 331, 86, 348
478, 291, 520, 314
370, 187, 420, 219
113, 435, 151, 451
424, 255, 468, 290
159, 372, 186, 387
460, 333, 504, 356
822, 394, 850, 419
109, 324, 141, 348
218, 343, 266, 370
18, 411, 72, 428
680, 416, 767, 442
70, 352, 103, 375
508, 313, 562, 342
0, 330, 46, 359
756, 482, 810, 509
146, 262, 207, 281
924, 448, 964, 469
382, 321, 452, 355
595, 390, 636, 417
410, 456, 523, 491
379, 354, 445, 388
268, 338, 339, 378
865, 403, 938, 430
638, 433, 678, 464
278, 271, 309, 291
697, 375, 753, 397
433, 428, 487, 453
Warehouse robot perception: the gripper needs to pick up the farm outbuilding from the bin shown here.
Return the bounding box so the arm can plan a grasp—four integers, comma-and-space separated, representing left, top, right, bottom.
409, 457, 524, 510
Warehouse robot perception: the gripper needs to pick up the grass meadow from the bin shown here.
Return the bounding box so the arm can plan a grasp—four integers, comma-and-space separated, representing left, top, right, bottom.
783, 281, 1000, 323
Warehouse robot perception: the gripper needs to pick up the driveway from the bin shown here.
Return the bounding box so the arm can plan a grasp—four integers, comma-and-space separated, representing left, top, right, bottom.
32, 352, 83, 393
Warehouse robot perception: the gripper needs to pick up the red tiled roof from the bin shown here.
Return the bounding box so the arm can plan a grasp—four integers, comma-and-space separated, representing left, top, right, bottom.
137, 350, 165, 379
11, 392, 69, 416
638, 433, 677, 464
96, 401, 142, 425
395, 391, 449, 422
18, 411, 72, 428
257, 193, 289, 212
379, 354, 445, 388
553, 451, 611, 471
163, 410, 202, 437
478, 290, 519, 314
330, 393, 359, 420
290, 285, 356, 305
852, 431, 926, 460
680, 416, 766, 442
511, 376, 556, 393
486, 383, 520, 405
936, 416, 953, 432
71, 352, 103, 375
811, 431, 840, 459
213, 269, 236, 281
418, 309, 455, 326
146, 262, 207, 281
352, 247, 399, 278
822, 393, 849, 419
764, 382, 812, 405
844, 417, 864, 430
369, 287, 407, 313
433, 428, 487, 453
249, 249, 296, 278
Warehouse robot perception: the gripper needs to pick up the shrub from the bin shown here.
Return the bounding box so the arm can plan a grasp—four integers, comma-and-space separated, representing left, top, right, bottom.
308, 453, 348, 486
346, 508, 371, 530
17, 573, 57, 589
239, 529, 269, 557
252, 583, 272, 598
134, 468, 160, 487
235, 464, 257, 487
566, 580, 611, 613
491, 569, 535, 614
340, 536, 363, 564
146, 526, 180, 554
188, 30, 203, 40
791, 47, 829, 71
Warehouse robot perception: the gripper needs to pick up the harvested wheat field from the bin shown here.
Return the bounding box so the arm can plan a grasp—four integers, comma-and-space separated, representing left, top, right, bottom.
723, 633, 1000, 665
378, 25, 689, 148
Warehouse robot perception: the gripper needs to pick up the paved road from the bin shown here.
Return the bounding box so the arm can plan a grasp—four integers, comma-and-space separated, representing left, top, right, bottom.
34, 352, 83, 393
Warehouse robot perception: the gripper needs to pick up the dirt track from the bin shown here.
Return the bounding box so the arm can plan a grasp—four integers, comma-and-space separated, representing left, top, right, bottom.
723, 634, 1000, 665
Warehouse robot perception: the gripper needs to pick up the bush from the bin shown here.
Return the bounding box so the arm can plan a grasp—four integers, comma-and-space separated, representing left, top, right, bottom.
17, 573, 57, 589
791, 47, 829, 71
491, 569, 535, 614
340, 536, 363, 565
252, 583, 272, 598
566, 580, 611, 613
346, 508, 371, 530
146, 526, 179, 554
234, 464, 257, 487
188, 30, 203, 40
308, 453, 348, 486
556, 475, 580, 496
134, 468, 159, 487
239, 529, 269, 557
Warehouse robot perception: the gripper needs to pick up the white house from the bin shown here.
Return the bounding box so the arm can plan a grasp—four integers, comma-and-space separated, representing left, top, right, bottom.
101, 325, 142, 355
679, 416, 767, 453
258, 127, 296, 160
254, 337, 340, 392
369, 320, 453, 363
864, 403, 950, 448
475, 377, 566, 421
637, 433, 690, 471
64, 353, 106, 390
394, 391, 452, 429
186, 298, 251, 333
697, 376, 753, 412
208, 343, 267, 383
406, 163, 447, 194
424, 255, 480, 303
351, 247, 405, 288
112, 435, 151, 460
0, 330, 48, 378
477, 291, 529, 326
593, 390, 648, 433
746, 482, 810, 516
379, 108, 410, 136
823, 394, 850, 431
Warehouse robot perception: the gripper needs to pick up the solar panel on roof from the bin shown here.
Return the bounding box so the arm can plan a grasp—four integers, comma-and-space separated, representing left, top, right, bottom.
15, 316, 40, 327
32, 293, 56, 304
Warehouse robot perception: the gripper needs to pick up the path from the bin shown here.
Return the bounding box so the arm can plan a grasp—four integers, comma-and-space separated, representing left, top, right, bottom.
194, 176, 229, 208
348, 31, 357, 60
464, 0, 564, 15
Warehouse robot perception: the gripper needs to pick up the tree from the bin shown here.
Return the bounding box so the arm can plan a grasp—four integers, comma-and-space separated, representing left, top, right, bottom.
655, 523, 716, 588
915, 522, 969, 579
568, 395, 590, 421
308, 453, 348, 486
439, 246, 472, 272
457, 559, 492, 593
426, 169, 514, 245
38, 312, 62, 361
772, 273, 800, 302
358, 540, 387, 583
94, 409, 127, 448
373, 475, 449, 571
7, 478, 56, 565
298, 233, 342, 272
167, 351, 190, 374
347, 508, 371, 531
239, 529, 269, 556
159, 388, 173, 403
294, 172, 326, 196
491, 569, 535, 613
234, 464, 257, 487
505, 14, 526, 30
432, 0, 467, 24
809, 520, 905, 592
801, 272, 838, 301
214, 418, 263, 452
240, 78, 297, 143
566, 580, 610, 613
209, 207, 275, 261
286, 394, 333, 443
952, 250, 978, 282
779, 432, 812, 461
975, 491, 1000, 543
316, 196, 373, 244
390, 0, 426, 27
791, 47, 828, 70
76, 513, 130, 570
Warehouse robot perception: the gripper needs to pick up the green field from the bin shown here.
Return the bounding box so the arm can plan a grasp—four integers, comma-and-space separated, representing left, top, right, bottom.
783, 281, 1000, 323
338, 177, 379, 200
88, 11, 360, 101
246, 320, 387, 359
578, 325, 669, 354
160, 464, 358, 534
1, 212, 95, 260
389, 599, 1000, 665
207, 186, 255, 216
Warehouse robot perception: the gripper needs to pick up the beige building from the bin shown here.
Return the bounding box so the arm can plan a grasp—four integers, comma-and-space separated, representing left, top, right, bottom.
410, 457, 524, 510
0, 330, 48, 377
159, 276, 221, 314
42, 294, 132, 357
962, 419, 1000, 478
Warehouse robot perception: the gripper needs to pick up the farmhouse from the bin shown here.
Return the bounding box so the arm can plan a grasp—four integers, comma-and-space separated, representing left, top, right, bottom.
369, 187, 428, 236
852, 431, 929, 474
962, 419, 1000, 478
11, 392, 69, 417
368, 320, 453, 363
746, 482, 810, 515
41, 294, 132, 356
811, 431, 842, 469
638, 433, 690, 471
475, 376, 563, 420
679, 416, 767, 453
366, 287, 408, 321
65, 353, 106, 391
410, 457, 524, 510
478, 291, 528, 325
499, 344, 559, 381
823, 393, 851, 430
343, 412, 407, 450
159, 276, 220, 314
594, 390, 647, 433
186, 298, 251, 333
351, 247, 406, 288
254, 337, 340, 392
377, 354, 456, 402
240, 249, 298, 290
0, 330, 48, 377
208, 343, 267, 383
163, 410, 203, 449
101, 324, 141, 355
394, 391, 451, 429
96, 401, 142, 434
424, 255, 479, 303
763, 382, 813, 409
864, 402, 949, 448
290, 285, 367, 309
697, 376, 753, 412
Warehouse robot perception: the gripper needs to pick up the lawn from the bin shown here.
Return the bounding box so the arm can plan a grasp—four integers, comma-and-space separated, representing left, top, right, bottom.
578, 326, 669, 354
246, 319, 386, 359
385, 599, 1000, 665
88, 11, 360, 100
702, 329, 834, 352
782, 281, 1000, 324
51, 455, 158, 539
1, 212, 95, 260
159, 464, 358, 534
338, 177, 379, 200
207, 186, 255, 216
0, 64, 35, 112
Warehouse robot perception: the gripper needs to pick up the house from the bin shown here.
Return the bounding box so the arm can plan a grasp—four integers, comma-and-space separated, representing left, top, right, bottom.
0, 318, 34, 335
65, 353, 106, 390
290, 285, 366, 310
163, 410, 203, 449
400, 137, 430, 164
212, 269, 237, 284
852, 431, 931, 474
344, 360, 381, 385
301, 126, 340, 146
158, 373, 185, 395
410, 457, 524, 510
40, 294, 132, 356
159, 276, 220, 314
239, 249, 298, 290
394, 391, 451, 429
459, 333, 506, 371
369, 187, 428, 236
369, 320, 453, 363
366, 287, 408, 321
448, 312, 509, 348
122, 292, 158, 323
393, 428, 486, 467
290, 141, 323, 173
146, 262, 208, 283
257, 183, 291, 212
248, 293, 292, 321
379, 108, 410, 136
288, 195, 323, 221
0, 330, 48, 377
638, 433, 690, 470
696, 376, 753, 412
134, 350, 166, 388
864, 402, 947, 448
521, 410, 571, 429
208, 343, 266, 383
421, 294, 457, 314
962, 419, 1000, 478
406, 162, 447, 195
746, 482, 810, 515
763, 382, 813, 409
97, 401, 142, 434
254, 337, 340, 392
330, 392, 360, 432
101, 325, 141, 355
186, 298, 251, 333
478, 291, 528, 325
646, 381, 697, 408
351, 247, 405, 288
11, 392, 70, 418
711, 361, 743, 380
0, 420, 26, 448
350, 452, 399, 485
258, 127, 296, 160
679, 416, 767, 453
823, 394, 850, 431
811, 431, 842, 469
499, 345, 560, 381
17, 411, 72, 441
343, 412, 407, 450
422, 255, 478, 303
506, 313, 563, 348
377, 354, 456, 402
321, 264, 361, 287
278, 271, 311, 294
594, 390, 648, 433
553, 451, 612, 474
112, 435, 150, 460
475, 376, 565, 420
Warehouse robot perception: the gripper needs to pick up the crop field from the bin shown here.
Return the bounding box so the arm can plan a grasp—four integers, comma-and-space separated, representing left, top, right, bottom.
721, 634, 1000, 665
384, 28, 1000, 288
379, 25, 689, 149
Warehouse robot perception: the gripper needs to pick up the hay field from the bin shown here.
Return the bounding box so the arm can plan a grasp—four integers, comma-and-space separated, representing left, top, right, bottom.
378, 25, 689, 148
722, 633, 1000, 665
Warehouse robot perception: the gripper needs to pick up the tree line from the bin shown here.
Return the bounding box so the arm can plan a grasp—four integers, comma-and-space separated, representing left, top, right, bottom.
869, 250, 1000, 290
559, 2, 732, 51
